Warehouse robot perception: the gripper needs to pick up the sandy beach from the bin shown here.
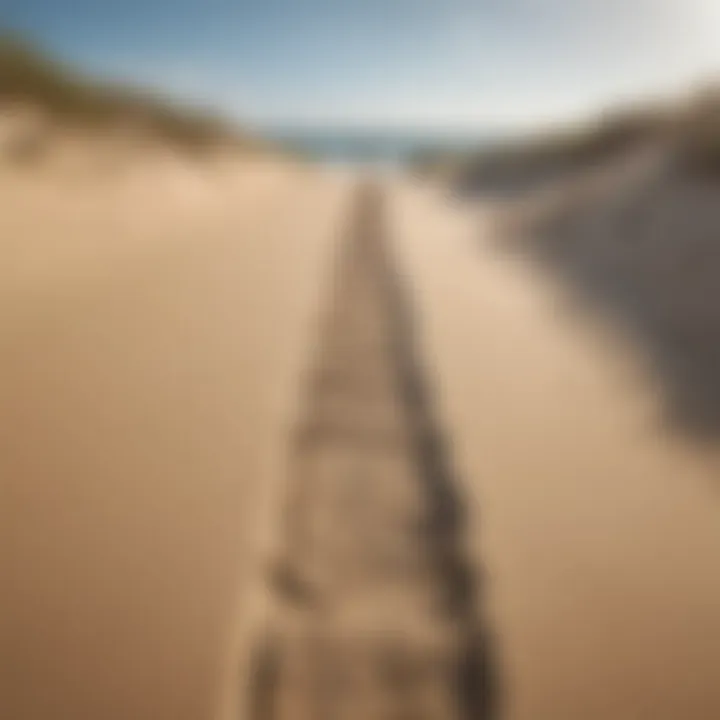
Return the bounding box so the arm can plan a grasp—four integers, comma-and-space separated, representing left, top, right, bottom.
390, 180, 720, 719
2, 160, 720, 720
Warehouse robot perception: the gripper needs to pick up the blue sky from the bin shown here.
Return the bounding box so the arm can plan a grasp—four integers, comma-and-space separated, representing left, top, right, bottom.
3, 0, 720, 130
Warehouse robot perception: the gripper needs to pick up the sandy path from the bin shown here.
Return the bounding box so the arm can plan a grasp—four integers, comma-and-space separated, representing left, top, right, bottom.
388, 180, 720, 720
239, 185, 495, 719
0, 161, 352, 720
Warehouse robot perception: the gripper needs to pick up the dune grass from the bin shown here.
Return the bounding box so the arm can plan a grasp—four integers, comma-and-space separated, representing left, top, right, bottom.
0, 34, 255, 152
677, 88, 720, 176
441, 88, 720, 191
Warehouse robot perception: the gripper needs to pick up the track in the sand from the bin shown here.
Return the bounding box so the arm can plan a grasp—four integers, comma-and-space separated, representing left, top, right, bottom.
246, 184, 498, 719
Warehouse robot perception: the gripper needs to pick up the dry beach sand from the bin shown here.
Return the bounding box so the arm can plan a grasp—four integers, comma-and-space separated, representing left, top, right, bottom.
1, 150, 720, 719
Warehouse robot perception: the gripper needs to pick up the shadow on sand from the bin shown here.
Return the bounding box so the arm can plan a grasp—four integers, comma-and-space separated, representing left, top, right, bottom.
247, 183, 501, 719
368, 184, 502, 718
468, 161, 720, 444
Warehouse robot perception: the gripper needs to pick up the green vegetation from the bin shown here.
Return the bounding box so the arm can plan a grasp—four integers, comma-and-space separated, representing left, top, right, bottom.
0, 34, 255, 152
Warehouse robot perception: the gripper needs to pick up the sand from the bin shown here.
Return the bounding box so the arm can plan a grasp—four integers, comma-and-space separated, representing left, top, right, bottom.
2, 157, 720, 720
0, 156, 352, 720
389, 179, 720, 720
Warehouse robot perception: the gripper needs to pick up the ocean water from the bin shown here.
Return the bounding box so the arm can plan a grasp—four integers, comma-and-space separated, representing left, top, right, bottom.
259, 127, 496, 166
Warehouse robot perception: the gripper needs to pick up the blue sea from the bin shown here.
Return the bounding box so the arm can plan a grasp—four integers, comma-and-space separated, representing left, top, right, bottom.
258, 126, 499, 166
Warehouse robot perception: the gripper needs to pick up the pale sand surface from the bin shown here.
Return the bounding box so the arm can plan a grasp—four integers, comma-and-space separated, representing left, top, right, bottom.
2, 163, 720, 720
1, 158, 353, 720
388, 180, 720, 720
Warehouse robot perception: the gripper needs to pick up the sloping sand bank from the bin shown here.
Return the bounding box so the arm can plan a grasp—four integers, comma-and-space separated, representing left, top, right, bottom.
389, 180, 720, 720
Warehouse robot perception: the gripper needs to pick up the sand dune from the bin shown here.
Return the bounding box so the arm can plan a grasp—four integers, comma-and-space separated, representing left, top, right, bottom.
389, 179, 720, 720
